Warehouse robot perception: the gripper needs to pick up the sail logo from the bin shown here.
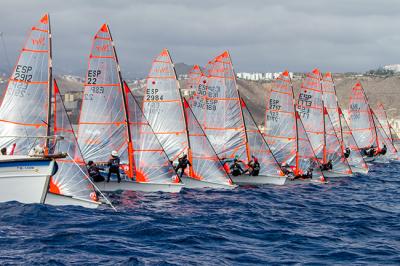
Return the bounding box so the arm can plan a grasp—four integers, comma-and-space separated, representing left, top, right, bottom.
31, 36, 45, 46
96, 44, 110, 52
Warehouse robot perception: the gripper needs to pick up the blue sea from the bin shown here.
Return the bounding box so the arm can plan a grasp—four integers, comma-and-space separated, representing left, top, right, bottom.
0, 162, 399, 265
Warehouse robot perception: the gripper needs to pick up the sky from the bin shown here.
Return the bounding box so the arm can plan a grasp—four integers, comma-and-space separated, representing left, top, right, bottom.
0, 0, 400, 77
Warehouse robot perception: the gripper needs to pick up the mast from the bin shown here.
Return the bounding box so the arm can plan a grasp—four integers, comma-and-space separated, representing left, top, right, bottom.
46, 13, 53, 151
287, 72, 300, 173
360, 83, 379, 149
107, 24, 134, 178
319, 73, 327, 164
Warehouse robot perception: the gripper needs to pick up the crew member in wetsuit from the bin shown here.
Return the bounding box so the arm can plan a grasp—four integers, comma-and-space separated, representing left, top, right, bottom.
321, 160, 333, 171
107, 150, 121, 183
294, 167, 313, 179
344, 147, 351, 158
379, 144, 387, 155
88, 161, 105, 182
365, 145, 376, 157
230, 159, 244, 176
245, 155, 260, 176
176, 154, 192, 178
1, 147, 6, 155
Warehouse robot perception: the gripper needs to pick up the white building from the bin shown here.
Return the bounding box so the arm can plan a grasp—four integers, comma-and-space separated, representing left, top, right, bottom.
236, 72, 293, 81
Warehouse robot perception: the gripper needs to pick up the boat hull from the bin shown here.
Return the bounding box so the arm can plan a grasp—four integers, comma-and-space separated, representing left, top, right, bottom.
230, 174, 287, 186
180, 176, 236, 189
350, 165, 369, 174
95, 180, 184, 193
45, 192, 100, 209
363, 156, 375, 162
0, 157, 54, 204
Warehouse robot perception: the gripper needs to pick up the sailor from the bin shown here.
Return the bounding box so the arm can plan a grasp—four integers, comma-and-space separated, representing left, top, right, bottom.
230, 158, 244, 176
0, 147, 6, 155
88, 161, 105, 183
380, 144, 387, 155
244, 155, 260, 176
294, 166, 313, 179
107, 150, 121, 183
320, 160, 333, 171
281, 162, 293, 176
344, 147, 351, 158
365, 145, 375, 157
176, 154, 192, 178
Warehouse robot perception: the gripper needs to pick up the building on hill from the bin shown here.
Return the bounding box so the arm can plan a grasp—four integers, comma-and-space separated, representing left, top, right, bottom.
236, 72, 293, 81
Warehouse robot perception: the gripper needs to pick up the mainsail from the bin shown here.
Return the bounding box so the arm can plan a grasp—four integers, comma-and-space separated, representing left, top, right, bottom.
50, 80, 96, 200
321, 72, 342, 141
77, 24, 178, 184
297, 69, 325, 159
143, 49, 189, 161
348, 82, 377, 149
375, 103, 394, 145
264, 71, 297, 165
339, 107, 369, 172
183, 98, 232, 185
241, 98, 282, 177
77, 24, 130, 166
0, 14, 51, 154
190, 51, 248, 162
371, 109, 398, 158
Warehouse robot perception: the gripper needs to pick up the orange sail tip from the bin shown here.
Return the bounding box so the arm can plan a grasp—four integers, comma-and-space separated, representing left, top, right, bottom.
193, 65, 200, 70
53, 79, 60, 93
183, 99, 189, 108
325, 72, 332, 78
40, 14, 49, 24
240, 98, 246, 107
312, 68, 320, 75
282, 70, 289, 77
355, 81, 361, 86
100, 24, 109, 33
160, 48, 169, 56
49, 177, 60, 194
221, 51, 229, 57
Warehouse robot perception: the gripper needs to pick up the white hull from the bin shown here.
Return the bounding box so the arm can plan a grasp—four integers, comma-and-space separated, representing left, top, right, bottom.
363, 156, 375, 162
180, 176, 236, 189
322, 170, 353, 178
284, 177, 328, 185
45, 192, 100, 209
0, 156, 54, 204
96, 180, 183, 193
230, 174, 287, 186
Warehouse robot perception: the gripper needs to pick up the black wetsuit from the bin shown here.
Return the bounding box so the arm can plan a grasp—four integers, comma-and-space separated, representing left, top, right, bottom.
107, 157, 121, 183
88, 165, 104, 182
176, 158, 192, 178
230, 162, 244, 176
344, 148, 351, 158
380, 146, 387, 155
249, 161, 260, 176
321, 161, 333, 171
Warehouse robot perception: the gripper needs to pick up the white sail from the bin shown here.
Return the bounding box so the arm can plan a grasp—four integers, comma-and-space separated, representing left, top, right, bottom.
0, 14, 51, 154
190, 51, 248, 162
143, 49, 189, 161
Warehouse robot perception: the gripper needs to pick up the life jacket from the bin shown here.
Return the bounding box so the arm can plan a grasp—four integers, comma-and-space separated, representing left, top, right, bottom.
109, 157, 120, 170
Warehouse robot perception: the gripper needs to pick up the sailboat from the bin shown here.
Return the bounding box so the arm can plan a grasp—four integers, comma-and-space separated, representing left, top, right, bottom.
375, 103, 400, 153
77, 24, 183, 193
265, 71, 326, 183
190, 51, 287, 185
297, 69, 352, 178
321, 72, 369, 174
143, 50, 235, 189
0, 14, 100, 206
348, 82, 398, 162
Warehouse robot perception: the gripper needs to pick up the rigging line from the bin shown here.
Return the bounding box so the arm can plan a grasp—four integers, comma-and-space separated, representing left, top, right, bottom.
67, 154, 117, 212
